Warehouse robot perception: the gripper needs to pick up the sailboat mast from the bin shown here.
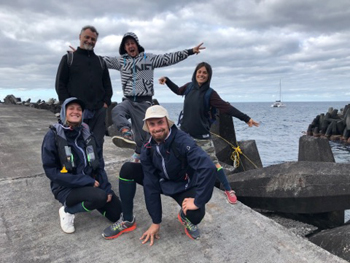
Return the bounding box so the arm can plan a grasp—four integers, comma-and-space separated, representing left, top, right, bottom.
279, 79, 281, 101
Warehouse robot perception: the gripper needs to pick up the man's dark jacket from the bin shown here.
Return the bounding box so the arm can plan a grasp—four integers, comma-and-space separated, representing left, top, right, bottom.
55, 47, 113, 110
140, 125, 217, 224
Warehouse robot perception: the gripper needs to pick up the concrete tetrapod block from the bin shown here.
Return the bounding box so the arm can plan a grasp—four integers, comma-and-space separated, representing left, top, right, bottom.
298, 135, 335, 162
309, 224, 350, 262
210, 111, 236, 167
211, 112, 262, 171
213, 137, 263, 172
234, 140, 263, 172
210, 112, 237, 144
227, 161, 350, 214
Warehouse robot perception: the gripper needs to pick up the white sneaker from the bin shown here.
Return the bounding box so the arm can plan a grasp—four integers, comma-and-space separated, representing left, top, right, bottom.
59, 206, 75, 234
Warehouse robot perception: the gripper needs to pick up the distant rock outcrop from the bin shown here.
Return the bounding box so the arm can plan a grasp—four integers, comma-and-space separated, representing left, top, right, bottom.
3, 94, 61, 114
307, 104, 350, 142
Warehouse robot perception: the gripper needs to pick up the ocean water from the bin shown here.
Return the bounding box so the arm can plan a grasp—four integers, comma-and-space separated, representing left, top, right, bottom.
162, 101, 350, 167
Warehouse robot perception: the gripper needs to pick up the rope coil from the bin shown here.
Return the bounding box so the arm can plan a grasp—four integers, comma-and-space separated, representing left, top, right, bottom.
210, 132, 259, 171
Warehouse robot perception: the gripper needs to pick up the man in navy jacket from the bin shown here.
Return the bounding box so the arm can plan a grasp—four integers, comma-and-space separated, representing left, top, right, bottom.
102, 105, 217, 244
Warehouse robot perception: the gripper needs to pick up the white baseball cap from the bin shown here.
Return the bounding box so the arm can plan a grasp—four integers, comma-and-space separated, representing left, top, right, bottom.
142, 105, 175, 132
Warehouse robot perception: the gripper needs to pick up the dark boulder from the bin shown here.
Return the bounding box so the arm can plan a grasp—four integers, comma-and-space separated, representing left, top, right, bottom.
4, 95, 20, 104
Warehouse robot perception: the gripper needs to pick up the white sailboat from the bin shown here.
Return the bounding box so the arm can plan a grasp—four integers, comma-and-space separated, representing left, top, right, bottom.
271, 79, 286, 108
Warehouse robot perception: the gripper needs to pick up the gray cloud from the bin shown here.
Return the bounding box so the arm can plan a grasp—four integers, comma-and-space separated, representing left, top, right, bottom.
0, 0, 350, 103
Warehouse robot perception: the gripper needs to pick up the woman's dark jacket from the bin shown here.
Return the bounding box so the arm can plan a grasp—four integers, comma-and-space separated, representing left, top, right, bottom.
41, 123, 113, 204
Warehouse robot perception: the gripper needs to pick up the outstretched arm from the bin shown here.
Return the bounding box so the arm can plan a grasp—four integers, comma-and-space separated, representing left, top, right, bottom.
209, 90, 259, 126
158, 77, 188, 96
247, 119, 259, 127
151, 42, 204, 69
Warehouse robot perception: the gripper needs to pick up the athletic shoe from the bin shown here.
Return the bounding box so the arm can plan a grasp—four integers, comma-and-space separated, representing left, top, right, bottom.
224, 190, 238, 204
102, 216, 136, 240
177, 210, 200, 240
112, 136, 136, 150
59, 206, 75, 234
122, 128, 134, 140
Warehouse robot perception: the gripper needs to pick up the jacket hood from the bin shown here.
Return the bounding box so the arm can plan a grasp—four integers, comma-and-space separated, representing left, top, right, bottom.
60, 97, 85, 125
119, 32, 145, 55
191, 62, 212, 89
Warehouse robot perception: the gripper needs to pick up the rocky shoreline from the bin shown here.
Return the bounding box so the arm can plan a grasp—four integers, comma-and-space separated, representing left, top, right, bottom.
307, 103, 350, 143
2, 94, 61, 114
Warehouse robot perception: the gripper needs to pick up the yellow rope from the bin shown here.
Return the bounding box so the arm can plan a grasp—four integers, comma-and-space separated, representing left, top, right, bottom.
232, 145, 242, 168
210, 132, 259, 170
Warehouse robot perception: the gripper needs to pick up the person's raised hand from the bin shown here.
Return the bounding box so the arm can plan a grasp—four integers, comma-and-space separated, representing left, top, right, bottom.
68, 45, 76, 52
158, 77, 167, 85
193, 43, 206, 54
247, 119, 259, 127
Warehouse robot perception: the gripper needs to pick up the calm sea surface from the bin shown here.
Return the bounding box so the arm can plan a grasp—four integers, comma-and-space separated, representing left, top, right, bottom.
162, 101, 350, 167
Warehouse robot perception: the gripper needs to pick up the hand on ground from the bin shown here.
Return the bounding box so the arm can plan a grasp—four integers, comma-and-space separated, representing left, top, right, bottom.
140, 223, 160, 246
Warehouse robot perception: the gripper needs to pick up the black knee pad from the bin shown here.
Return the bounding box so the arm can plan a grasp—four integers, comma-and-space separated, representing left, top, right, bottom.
120, 162, 138, 180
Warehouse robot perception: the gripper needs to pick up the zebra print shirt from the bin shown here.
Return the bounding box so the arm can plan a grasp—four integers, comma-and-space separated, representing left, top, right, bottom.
103, 49, 191, 98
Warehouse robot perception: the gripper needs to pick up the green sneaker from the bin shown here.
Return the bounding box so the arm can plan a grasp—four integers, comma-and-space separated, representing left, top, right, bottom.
177, 210, 200, 240
102, 216, 136, 240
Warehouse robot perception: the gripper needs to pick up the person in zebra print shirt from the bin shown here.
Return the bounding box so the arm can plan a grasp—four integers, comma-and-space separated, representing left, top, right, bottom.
104, 32, 205, 162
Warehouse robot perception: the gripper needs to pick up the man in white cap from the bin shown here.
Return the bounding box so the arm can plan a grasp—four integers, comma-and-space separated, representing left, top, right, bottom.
102, 105, 217, 245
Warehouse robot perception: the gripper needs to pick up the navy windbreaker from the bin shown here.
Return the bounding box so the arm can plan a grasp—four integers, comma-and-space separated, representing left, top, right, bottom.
41, 124, 113, 204
140, 125, 217, 224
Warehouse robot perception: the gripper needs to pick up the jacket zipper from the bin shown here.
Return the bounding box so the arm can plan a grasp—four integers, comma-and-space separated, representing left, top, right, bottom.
156, 145, 170, 180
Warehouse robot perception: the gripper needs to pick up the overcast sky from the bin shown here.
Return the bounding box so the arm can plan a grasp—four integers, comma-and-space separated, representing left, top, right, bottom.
1, 0, 350, 103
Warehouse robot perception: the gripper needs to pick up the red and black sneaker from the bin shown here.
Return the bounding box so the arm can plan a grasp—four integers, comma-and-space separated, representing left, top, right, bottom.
177, 210, 200, 240
102, 215, 136, 240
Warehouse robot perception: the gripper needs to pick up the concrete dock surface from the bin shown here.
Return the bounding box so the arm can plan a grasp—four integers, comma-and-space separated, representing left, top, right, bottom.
0, 104, 347, 263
